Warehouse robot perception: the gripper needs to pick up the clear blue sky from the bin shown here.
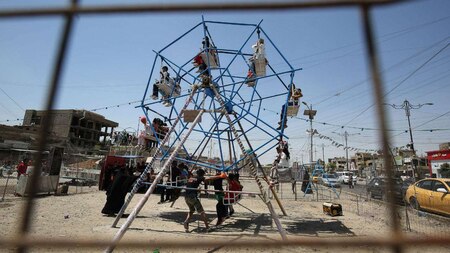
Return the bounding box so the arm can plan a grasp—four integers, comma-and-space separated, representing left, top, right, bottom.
0, 1, 449, 165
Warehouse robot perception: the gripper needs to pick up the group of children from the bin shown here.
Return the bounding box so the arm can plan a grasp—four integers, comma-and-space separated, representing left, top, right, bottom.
183, 168, 243, 233
151, 36, 269, 105
149, 36, 301, 134
140, 160, 243, 232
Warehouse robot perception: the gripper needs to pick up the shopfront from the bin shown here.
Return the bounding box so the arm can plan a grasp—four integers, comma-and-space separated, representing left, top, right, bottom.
426, 150, 450, 178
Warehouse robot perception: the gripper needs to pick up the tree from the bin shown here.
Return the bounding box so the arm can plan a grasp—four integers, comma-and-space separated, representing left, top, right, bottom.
439, 163, 450, 178
327, 162, 336, 172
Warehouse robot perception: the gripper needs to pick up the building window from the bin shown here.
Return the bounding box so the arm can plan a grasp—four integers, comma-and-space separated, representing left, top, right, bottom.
31, 116, 41, 125
71, 117, 79, 126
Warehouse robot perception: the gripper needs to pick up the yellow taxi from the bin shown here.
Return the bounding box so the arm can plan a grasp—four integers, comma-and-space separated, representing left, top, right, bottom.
405, 178, 450, 216
312, 175, 319, 184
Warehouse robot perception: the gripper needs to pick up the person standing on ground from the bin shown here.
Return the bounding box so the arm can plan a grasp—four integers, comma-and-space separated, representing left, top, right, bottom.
210, 170, 228, 226
16, 158, 28, 180
226, 173, 243, 217
167, 161, 181, 202
348, 173, 354, 189
183, 169, 209, 233
157, 169, 168, 204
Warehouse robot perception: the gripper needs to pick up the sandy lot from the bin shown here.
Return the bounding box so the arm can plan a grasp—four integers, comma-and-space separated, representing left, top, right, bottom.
0, 178, 448, 253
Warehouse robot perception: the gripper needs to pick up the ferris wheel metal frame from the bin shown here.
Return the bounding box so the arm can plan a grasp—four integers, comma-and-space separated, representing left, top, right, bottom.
139, 16, 302, 172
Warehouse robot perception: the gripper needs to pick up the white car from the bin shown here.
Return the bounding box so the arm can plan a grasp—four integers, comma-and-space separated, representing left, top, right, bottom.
335, 171, 357, 184
319, 173, 341, 188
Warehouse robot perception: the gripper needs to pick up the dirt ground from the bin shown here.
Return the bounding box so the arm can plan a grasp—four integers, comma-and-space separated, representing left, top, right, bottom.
0, 178, 448, 253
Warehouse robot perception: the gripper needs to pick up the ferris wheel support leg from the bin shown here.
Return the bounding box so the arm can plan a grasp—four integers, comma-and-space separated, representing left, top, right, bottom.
111, 86, 199, 228
105, 109, 204, 253
211, 86, 287, 241
233, 113, 287, 216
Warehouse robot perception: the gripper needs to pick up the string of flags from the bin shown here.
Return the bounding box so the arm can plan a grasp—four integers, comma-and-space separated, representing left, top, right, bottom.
0, 100, 448, 136
0, 118, 23, 123
316, 131, 379, 153
263, 106, 450, 133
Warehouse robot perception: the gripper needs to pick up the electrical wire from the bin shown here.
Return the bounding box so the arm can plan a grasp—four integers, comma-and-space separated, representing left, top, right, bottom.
339, 41, 450, 128
0, 86, 25, 112
308, 37, 450, 128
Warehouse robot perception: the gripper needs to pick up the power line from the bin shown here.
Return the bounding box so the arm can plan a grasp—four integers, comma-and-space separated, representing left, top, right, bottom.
341, 41, 450, 127
1, 94, 448, 135
384, 43, 450, 97
311, 36, 450, 124
412, 109, 450, 130
275, 14, 450, 68
261, 106, 450, 133
0, 86, 25, 112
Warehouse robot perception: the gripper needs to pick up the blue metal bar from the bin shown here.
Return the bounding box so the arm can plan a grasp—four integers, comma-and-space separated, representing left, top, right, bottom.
143, 106, 169, 122
141, 55, 159, 107
219, 67, 302, 90
238, 109, 288, 140
189, 120, 220, 160
159, 21, 203, 53
259, 27, 294, 71
177, 157, 222, 171
141, 18, 298, 175
216, 49, 253, 57
234, 91, 288, 106
205, 20, 259, 27
212, 20, 262, 90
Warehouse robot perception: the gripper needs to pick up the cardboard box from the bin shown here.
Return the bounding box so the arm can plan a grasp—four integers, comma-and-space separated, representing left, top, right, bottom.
323, 202, 343, 216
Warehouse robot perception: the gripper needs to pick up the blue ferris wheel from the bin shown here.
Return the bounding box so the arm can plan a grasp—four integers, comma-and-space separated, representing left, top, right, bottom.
110, 17, 303, 241
139, 17, 303, 172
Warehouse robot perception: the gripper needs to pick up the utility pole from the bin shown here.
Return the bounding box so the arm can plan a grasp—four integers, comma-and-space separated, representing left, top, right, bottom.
322, 143, 325, 166
333, 131, 360, 171
386, 100, 433, 155
314, 147, 318, 163
302, 102, 317, 165
386, 100, 433, 178
345, 131, 349, 171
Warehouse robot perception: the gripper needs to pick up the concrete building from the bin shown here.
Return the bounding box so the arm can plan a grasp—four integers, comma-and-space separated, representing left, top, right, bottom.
354, 152, 375, 169
328, 157, 347, 170
23, 109, 118, 149
439, 142, 450, 150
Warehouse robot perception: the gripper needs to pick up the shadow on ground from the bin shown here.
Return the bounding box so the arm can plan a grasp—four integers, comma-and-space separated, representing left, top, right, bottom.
284, 218, 355, 236
123, 209, 355, 238
157, 211, 274, 235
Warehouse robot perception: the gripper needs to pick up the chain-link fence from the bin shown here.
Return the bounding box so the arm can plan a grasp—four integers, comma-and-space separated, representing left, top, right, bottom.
268, 179, 450, 239
0, 150, 100, 201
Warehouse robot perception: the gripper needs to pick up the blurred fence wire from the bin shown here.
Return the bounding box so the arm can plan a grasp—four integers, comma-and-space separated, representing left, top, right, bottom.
272, 180, 450, 239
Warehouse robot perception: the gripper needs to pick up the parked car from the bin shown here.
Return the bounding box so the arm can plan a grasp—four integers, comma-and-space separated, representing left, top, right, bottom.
312, 175, 320, 183
405, 178, 450, 216
335, 171, 358, 184
366, 177, 405, 203
310, 172, 322, 184
0, 164, 14, 177
319, 173, 341, 188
